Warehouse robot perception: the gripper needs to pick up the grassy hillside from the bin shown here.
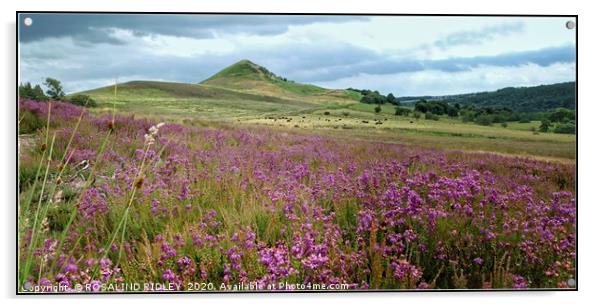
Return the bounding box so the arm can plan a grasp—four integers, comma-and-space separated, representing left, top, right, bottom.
79, 80, 332, 119
201, 59, 359, 101
397, 82, 575, 112
75, 61, 574, 161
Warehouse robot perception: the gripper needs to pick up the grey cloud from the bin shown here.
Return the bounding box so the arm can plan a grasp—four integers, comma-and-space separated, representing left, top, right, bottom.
20, 39, 575, 94
433, 22, 524, 49
18, 14, 369, 45
285, 44, 575, 82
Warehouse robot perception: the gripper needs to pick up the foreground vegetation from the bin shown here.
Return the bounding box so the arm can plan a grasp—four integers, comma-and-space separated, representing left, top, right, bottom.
18, 99, 575, 291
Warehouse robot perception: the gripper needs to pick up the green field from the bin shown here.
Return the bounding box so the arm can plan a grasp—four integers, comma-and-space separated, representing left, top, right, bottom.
77, 61, 575, 162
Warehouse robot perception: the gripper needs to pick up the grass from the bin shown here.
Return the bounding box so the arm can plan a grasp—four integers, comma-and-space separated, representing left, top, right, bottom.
18, 61, 576, 292
201, 59, 327, 95
245, 111, 575, 160
200, 59, 359, 102
16, 100, 576, 291
76, 69, 574, 162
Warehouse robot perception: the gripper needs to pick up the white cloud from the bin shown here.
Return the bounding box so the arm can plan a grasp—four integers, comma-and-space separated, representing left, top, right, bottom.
18, 15, 576, 95
316, 62, 576, 96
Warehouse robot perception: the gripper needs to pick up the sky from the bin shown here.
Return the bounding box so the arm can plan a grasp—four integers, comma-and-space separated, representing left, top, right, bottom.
18, 14, 576, 96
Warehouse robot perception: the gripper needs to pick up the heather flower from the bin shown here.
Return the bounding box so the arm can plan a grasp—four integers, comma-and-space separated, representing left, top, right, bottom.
357, 209, 374, 232
162, 269, 177, 283
79, 188, 108, 219
301, 253, 329, 270
160, 242, 177, 259
64, 263, 78, 273
245, 230, 256, 249
512, 275, 528, 289
89, 280, 102, 292
18, 103, 576, 291
391, 259, 422, 281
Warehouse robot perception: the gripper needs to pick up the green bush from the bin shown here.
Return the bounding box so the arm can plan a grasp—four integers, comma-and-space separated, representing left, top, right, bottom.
19, 164, 40, 191
539, 119, 551, 132
424, 112, 439, 121
394, 107, 411, 116
19, 110, 44, 134
553, 122, 576, 134
66, 94, 97, 107
19, 82, 48, 101
475, 115, 492, 126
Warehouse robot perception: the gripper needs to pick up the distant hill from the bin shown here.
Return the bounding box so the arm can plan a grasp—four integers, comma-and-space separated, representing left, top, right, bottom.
76, 60, 573, 116
79, 80, 318, 106
397, 82, 575, 113
78, 60, 360, 110
75, 60, 362, 119
201, 59, 360, 101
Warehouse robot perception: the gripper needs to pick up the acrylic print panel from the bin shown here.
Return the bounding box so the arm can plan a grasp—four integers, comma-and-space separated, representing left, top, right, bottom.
16, 13, 576, 293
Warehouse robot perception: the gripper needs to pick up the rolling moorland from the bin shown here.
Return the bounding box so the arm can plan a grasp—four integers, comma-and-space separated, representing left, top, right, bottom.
78, 60, 576, 161
17, 59, 576, 291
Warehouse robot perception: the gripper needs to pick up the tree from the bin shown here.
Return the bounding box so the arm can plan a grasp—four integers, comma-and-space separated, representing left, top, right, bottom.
415, 99, 428, 113
32, 85, 47, 101
361, 95, 375, 104
386, 93, 396, 105
539, 119, 551, 132
395, 107, 411, 116
424, 112, 439, 121
553, 121, 575, 134
66, 94, 97, 107
447, 106, 459, 117
374, 105, 382, 113
19, 82, 33, 98
547, 108, 575, 123
475, 114, 492, 126
19, 82, 48, 101
44, 77, 65, 100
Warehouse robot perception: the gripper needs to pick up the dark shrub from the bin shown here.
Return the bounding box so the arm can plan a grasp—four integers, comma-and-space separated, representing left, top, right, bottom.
475, 115, 492, 126
395, 107, 411, 116
539, 119, 551, 132
19, 110, 45, 134
425, 112, 439, 121
553, 122, 576, 134
66, 94, 97, 107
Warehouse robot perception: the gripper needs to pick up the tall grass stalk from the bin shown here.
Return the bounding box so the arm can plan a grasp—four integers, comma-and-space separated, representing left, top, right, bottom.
19, 133, 56, 287
47, 86, 117, 278
96, 138, 170, 277
19, 98, 94, 284
18, 100, 54, 229
47, 129, 114, 277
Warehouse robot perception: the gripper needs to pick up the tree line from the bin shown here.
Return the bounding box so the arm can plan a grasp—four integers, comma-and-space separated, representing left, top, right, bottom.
19, 77, 96, 107
397, 82, 575, 113
347, 88, 397, 105
412, 99, 574, 134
